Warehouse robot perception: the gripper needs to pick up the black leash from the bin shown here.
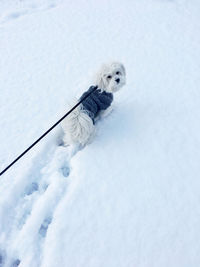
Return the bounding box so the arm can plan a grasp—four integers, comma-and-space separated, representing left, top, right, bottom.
0, 86, 98, 176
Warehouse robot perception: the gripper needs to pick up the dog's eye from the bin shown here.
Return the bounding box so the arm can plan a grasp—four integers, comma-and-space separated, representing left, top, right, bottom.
107, 75, 112, 79
116, 71, 121, 75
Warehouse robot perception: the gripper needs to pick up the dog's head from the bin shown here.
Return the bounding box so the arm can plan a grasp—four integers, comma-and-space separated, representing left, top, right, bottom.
95, 62, 126, 93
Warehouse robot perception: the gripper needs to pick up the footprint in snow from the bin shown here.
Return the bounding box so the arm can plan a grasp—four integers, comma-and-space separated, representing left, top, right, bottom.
25, 182, 39, 195
1, 10, 28, 24
60, 162, 70, 177
11, 259, 20, 267
0, 255, 4, 267
39, 216, 52, 237
0, 249, 6, 267
0, 2, 58, 25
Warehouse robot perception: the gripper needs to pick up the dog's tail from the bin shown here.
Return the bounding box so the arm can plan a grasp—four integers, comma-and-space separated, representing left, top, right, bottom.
61, 104, 95, 146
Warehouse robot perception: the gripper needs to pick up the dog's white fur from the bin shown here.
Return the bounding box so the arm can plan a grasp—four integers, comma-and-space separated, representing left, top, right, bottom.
61, 62, 126, 146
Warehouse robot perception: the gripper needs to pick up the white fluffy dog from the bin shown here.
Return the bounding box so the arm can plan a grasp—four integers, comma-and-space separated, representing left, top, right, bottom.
61, 62, 126, 147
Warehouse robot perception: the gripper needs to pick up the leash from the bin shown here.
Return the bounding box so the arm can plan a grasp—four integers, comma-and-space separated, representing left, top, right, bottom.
0, 86, 98, 176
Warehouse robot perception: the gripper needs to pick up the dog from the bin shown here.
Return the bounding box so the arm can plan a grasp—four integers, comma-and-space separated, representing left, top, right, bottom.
61, 62, 126, 147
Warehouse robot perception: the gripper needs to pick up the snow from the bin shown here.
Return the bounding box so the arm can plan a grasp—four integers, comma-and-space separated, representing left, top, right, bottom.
0, 0, 200, 266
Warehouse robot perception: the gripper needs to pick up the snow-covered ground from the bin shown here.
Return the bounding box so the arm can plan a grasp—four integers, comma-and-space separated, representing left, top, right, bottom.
0, 0, 200, 266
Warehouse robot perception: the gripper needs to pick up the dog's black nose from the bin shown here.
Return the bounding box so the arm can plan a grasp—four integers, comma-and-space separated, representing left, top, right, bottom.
115, 78, 120, 83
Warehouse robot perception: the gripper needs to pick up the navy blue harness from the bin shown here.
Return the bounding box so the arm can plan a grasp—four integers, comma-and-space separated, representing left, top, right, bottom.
80, 86, 113, 124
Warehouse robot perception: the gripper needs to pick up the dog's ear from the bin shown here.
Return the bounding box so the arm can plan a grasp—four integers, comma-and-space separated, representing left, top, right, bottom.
113, 62, 126, 76
95, 71, 106, 90
119, 63, 126, 76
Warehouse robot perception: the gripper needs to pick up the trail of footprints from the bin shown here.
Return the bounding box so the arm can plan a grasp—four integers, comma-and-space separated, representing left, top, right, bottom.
0, 2, 73, 265
0, 142, 73, 267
